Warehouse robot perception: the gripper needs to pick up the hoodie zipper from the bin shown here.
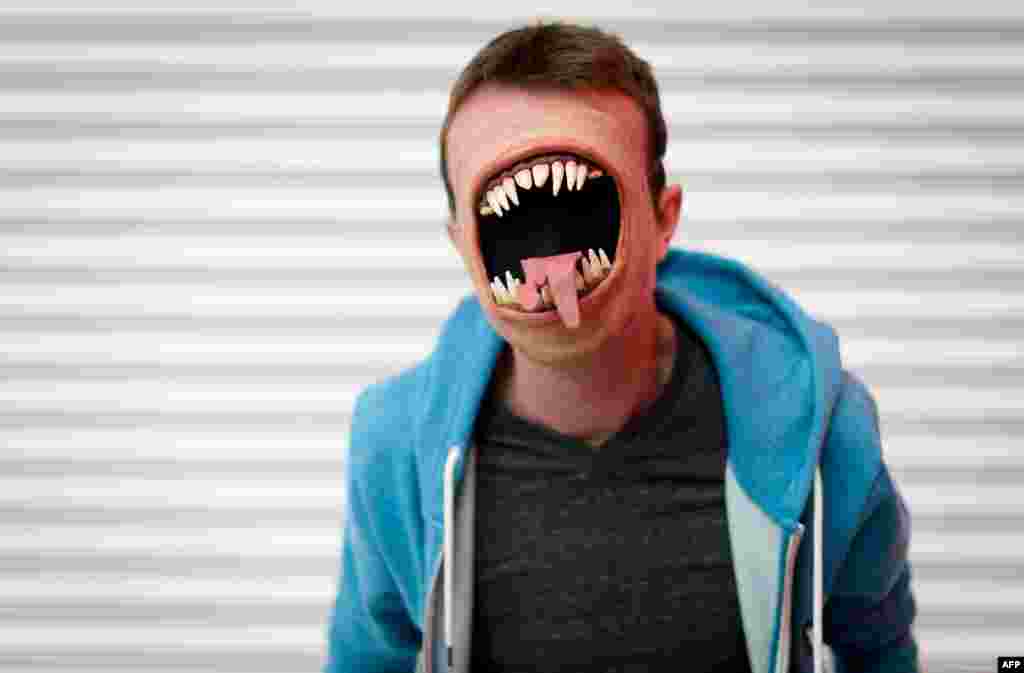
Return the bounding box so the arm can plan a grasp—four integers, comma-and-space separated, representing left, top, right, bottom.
811, 468, 823, 673
775, 523, 804, 673
422, 446, 462, 673
776, 468, 824, 673
442, 446, 460, 670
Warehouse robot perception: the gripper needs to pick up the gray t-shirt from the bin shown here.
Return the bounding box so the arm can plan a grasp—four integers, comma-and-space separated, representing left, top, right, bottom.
470, 312, 751, 672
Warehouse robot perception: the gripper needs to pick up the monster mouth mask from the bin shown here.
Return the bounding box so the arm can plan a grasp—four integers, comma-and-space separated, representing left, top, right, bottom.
475, 151, 620, 328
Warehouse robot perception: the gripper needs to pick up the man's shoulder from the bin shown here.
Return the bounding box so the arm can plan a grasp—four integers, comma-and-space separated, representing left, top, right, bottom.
347, 294, 502, 469
818, 370, 891, 538
825, 370, 885, 472
355, 362, 428, 418
347, 362, 430, 472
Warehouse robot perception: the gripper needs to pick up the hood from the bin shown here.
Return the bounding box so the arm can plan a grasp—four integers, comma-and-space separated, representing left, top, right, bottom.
413, 247, 844, 530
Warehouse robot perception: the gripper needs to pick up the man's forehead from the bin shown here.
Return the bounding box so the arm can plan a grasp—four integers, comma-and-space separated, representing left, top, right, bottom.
446, 83, 648, 194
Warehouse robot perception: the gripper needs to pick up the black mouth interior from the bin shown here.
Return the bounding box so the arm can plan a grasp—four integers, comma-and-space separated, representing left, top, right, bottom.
478, 175, 620, 284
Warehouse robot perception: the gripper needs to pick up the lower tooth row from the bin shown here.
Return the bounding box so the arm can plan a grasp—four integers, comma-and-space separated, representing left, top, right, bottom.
490, 249, 612, 309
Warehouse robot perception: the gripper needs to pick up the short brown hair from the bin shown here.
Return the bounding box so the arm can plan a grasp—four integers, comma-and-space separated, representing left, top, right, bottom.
439, 22, 668, 215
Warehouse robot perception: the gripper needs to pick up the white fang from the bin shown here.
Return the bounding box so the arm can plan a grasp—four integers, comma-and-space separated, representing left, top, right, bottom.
502, 177, 519, 207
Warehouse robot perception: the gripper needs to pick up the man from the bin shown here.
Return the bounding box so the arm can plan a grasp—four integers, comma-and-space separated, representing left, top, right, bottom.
326, 22, 920, 673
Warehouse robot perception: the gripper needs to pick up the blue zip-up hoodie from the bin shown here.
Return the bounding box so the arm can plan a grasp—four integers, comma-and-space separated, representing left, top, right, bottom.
326, 248, 920, 673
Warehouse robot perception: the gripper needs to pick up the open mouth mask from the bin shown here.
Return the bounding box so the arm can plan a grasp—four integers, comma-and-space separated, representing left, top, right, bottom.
476, 151, 620, 328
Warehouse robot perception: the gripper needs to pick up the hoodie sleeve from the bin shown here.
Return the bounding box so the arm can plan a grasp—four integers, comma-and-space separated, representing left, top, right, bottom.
324, 385, 422, 673
824, 373, 921, 673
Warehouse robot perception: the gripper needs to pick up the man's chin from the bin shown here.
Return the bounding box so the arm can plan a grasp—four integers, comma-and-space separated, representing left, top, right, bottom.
499, 329, 610, 369
482, 282, 625, 368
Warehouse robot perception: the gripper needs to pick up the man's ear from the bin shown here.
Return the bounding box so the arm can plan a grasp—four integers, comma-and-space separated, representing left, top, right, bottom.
654, 183, 683, 262
446, 219, 471, 267
446, 219, 460, 249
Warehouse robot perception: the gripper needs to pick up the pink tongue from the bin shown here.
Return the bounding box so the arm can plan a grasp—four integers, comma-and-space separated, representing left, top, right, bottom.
516, 251, 583, 328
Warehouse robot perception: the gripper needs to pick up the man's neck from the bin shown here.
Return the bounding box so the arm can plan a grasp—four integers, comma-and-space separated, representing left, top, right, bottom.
494, 303, 677, 448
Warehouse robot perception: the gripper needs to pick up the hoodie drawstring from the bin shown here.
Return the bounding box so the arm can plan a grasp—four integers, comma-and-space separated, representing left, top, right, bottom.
813, 468, 824, 673
443, 446, 460, 669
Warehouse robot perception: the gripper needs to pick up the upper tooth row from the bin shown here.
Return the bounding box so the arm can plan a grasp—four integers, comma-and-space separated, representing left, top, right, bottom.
480, 160, 604, 217
491, 248, 613, 307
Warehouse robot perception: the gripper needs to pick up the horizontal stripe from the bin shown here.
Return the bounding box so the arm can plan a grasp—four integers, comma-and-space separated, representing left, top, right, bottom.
1, 41, 1022, 73
2, 120, 1021, 143
4, 90, 1024, 125
0, 624, 319, 651
5, 72, 1020, 95
1, 9, 1023, 26
1, 70, 1022, 94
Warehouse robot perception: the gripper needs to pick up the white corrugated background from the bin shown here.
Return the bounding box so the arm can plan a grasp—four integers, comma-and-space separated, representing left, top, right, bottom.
1, 3, 1021, 672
